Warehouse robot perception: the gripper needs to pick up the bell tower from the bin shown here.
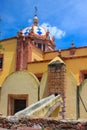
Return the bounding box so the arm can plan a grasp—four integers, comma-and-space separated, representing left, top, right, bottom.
16, 7, 56, 70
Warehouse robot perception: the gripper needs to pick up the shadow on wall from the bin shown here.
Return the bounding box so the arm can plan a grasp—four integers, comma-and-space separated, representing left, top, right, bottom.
40, 71, 48, 99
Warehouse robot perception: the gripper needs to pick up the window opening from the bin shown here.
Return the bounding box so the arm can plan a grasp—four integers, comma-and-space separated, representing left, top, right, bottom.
38, 43, 42, 49
43, 44, 45, 51
84, 74, 87, 80
14, 99, 26, 113
0, 56, 3, 69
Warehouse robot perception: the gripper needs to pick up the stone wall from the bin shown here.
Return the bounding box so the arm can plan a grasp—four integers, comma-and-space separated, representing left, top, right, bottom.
0, 116, 87, 130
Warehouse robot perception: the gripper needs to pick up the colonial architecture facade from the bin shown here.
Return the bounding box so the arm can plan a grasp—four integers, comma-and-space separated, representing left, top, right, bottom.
0, 13, 87, 119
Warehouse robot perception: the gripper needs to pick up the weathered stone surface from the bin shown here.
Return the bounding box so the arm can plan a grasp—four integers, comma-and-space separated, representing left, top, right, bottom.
0, 115, 87, 130
47, 60, 66, 119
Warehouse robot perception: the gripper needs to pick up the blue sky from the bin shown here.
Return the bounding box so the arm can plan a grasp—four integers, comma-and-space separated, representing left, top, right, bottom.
0, 0, 87, 49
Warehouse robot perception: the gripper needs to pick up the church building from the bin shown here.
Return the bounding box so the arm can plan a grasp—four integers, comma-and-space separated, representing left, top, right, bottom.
0, 11, 87, 120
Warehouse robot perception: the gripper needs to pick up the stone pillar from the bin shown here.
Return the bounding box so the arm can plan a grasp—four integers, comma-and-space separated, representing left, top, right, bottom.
16, 36, 28, 71
47, 59, 66, 119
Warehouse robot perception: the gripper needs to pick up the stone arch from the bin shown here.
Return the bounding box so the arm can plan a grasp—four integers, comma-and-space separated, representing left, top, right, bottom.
0, 71, 40, 116
65, 69, 77, 119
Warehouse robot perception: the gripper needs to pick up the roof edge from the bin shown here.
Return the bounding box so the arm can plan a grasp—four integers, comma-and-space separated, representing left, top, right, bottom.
0, 36, 17, 42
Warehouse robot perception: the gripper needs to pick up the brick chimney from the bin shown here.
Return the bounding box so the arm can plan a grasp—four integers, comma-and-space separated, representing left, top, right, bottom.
47, 57, 66, 119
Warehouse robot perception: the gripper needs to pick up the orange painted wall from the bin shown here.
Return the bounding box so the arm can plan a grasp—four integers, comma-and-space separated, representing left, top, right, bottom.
32, 45, 43, 61
28, 61, 49, 74
0, 37, 87, 86
0, 38, 17, 86
43, 47, 87, 61
65, 57, 87, 84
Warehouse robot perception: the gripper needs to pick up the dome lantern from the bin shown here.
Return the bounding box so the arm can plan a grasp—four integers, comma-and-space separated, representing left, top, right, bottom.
33, 6, 38, 26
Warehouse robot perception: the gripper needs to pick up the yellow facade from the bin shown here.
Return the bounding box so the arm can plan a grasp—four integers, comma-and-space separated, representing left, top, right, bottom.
28, 61, 49, 74
79, 80, 87, 119
0, 10, 87, 119
32, 45, 43, 61
0, 37, 87, 119
0, 38, 17, 85
28, 49, 87, 84
65, 57, 87, 84
0, 37, 87, 86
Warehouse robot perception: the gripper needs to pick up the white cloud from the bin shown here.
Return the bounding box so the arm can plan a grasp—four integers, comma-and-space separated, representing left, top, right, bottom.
41, 23, 65, 39
28, 19, 32, 24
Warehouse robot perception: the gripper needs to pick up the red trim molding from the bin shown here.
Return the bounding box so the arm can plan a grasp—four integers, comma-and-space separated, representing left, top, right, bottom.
28, 55, 87, 64
63, 55, 87, 60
